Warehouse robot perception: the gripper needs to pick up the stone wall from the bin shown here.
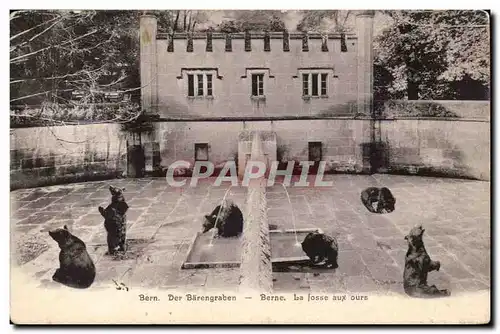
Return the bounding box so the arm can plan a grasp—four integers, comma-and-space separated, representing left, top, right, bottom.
153, 117, 489, 180
153, 119, 372, 175
380, 119, 490, 180
10, 124, 128, 190
239, 132, 273, 293
10, 114, 490, 190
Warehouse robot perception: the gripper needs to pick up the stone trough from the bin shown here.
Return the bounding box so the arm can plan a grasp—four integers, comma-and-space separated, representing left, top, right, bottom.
180, 227, 323, 270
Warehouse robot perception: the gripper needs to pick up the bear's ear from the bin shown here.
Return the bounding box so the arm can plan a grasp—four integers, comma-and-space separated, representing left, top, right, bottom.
63, 225, 69, 231
404, 235, 408, 240
122, 187, 126, 192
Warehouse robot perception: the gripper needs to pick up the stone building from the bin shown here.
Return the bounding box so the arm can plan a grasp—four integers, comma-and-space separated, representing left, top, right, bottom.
139, 11, 376, 176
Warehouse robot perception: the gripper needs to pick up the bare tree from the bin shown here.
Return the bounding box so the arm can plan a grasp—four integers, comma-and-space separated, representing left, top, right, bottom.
10, 10, 146, 127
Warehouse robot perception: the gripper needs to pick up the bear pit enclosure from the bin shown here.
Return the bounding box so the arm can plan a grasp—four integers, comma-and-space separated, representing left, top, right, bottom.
11, 130, 490, 295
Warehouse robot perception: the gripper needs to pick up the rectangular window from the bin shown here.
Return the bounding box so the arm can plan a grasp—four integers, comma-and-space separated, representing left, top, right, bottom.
187, 72, 215, 98
206, 74, 213, 96
187, 74, 194, 97
252, 74, 264, 96
195, 143, 209, 161
302, 73, 309, 96
308, 142, 322, 162
311, 73, 319, 96
321, 73, 327, 96
197, 74, 204, 96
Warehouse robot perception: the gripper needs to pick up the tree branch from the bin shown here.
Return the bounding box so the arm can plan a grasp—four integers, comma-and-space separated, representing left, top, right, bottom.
10, 29, 98, 63
10, 14, 62, 41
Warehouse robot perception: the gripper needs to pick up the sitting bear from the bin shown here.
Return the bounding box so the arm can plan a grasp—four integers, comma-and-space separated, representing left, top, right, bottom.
98, 185, 129, 255
48, 225, 96, 289
301, 232, 339, 269
202, 199, 243, 238
360, 187, 396, 214
403, 225, 450, 298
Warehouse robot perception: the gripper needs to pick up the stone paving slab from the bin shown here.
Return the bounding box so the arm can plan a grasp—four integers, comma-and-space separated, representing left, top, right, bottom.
10, 174, 490, 296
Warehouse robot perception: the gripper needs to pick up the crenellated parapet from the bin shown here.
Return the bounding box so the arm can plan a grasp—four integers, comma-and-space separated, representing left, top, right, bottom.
157, 31, 357, 53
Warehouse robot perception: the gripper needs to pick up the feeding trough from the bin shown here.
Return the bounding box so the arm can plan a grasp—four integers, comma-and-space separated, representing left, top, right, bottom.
180, 227, 323, 270
269, 227, 323, 263
181, 232, 242, 269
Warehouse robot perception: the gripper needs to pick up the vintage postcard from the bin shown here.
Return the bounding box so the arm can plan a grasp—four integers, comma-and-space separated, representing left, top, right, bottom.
9, 9, 491, 325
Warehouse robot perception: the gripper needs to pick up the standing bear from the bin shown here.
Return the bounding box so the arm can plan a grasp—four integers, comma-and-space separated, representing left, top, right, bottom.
98, 185, 129, 255
202, 199, 244, 237
403, 225, 451, 298
360, 187, 396, 214
301, 231, 339, 269
48, 225, 96, 289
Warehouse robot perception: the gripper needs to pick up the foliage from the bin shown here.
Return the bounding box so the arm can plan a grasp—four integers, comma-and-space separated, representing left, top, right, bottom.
374, 10, 490, 100
154, 10, 209, 33
215, 10, 286, 32
375, 100, 459, 118
296, 10, 353, 33
10, 102, 142, 128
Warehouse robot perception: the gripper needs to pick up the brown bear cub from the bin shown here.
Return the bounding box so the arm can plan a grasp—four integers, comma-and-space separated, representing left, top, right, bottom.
48, 225, 96, 289
98, 185, 129, 255
202, 199, 243, 238
403, 225, 450, 298
360, 187, 396, 214
301, 232, 339, 269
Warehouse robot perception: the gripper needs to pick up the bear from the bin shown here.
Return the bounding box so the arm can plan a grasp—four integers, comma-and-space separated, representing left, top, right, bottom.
360, 187, 396, 214
202, 199, 244, 238
98, 185, 129, 255
48, 225, 96, 289
301, 232, 339, 269
403, 225, 450, 298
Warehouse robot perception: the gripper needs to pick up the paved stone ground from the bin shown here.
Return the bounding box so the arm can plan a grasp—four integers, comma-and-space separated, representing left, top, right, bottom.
10, 174, 490, 296
268, 174, 490, 295
11, 178, 247, 292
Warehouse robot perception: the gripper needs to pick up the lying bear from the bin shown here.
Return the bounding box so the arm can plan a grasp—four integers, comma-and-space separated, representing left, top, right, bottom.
360, 187, 396, 214
301, 232, 339, 269
403, 225, 450, 298
98, 185, 129, 255
202, 199, 244, 238
48, 225, 96, 289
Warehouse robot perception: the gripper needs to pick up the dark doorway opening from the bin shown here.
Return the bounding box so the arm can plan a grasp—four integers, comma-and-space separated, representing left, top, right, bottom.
308, 141, 322, 174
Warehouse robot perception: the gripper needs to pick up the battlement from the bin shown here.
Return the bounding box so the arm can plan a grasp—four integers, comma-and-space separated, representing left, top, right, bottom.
156, 30, 357, 53
156, 31, 357, 40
